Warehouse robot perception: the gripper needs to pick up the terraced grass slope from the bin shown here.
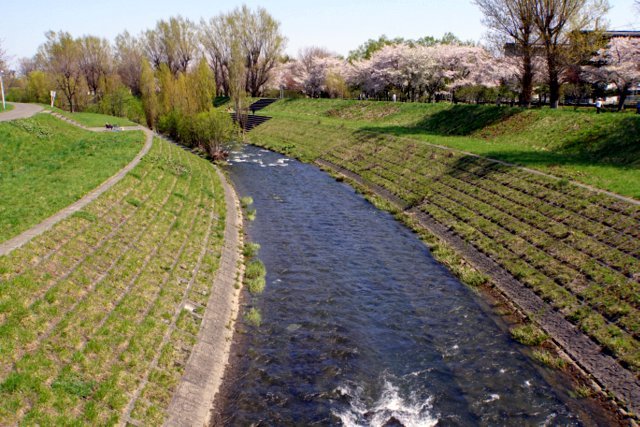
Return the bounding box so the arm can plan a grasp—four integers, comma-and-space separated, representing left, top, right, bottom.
0, 114, 144, 242
257, 99, 640, 198
248, 99, 640, 413
0, 137, 227, 425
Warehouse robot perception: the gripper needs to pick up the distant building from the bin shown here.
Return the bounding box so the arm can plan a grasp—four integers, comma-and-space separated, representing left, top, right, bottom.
504, 30, 640, 56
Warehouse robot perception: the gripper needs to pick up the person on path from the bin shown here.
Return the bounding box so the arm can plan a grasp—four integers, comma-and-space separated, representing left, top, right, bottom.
595, 98, 603, 114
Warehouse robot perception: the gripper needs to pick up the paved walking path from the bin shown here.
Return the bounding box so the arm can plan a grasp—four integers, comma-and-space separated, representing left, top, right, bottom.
164, 168, 244, 427
0, 102, 44, 121
0, 113, 153, 256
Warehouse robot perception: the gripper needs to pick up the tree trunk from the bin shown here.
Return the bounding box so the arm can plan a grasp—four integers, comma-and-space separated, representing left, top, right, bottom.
521, 47, 533, 108
547, 52, 560, 109
617, 84, 629, 111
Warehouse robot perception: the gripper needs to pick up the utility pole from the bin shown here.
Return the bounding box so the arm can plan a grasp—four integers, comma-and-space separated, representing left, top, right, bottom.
0, 70, 5, 110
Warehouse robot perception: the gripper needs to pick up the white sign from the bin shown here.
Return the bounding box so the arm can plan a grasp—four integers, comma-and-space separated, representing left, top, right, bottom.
50, 91, 56, 108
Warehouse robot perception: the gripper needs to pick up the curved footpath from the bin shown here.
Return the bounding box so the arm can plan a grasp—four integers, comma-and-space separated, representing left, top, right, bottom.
0, 115, 153, 256
316, 158, 640, 419
0, 108, 245, 423
0, 102, 43, 122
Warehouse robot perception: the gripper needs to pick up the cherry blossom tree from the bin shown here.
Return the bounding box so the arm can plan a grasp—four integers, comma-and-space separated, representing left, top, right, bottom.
584, 37, 640, 110
349, 43, 500, 102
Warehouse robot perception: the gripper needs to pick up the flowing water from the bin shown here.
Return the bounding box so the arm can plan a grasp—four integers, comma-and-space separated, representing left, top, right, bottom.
215, 146, 601, 426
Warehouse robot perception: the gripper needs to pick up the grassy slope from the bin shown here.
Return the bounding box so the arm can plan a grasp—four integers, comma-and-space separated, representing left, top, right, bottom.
249, 99, 640, 377
258, 99, 640, 198
51, 108, 138, 127
0, 137, 227, 425
0, 114, 144, 242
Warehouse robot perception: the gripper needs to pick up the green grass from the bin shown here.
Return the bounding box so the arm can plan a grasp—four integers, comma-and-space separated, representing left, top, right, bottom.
0, 103, 15, 113
511, 324, 549, 346
51, 107, 138, 127
0, 136, 227, 425
255, 99, 640, 198
248, 98, 640, 374
0, 114, 144, 242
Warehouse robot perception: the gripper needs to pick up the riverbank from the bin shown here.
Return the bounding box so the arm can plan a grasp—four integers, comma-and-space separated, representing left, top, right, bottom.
247, 99, 640, 421
0, 109, 243, 425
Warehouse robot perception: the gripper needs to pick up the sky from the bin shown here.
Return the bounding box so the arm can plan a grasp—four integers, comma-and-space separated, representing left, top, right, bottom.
1, 0, 639, 67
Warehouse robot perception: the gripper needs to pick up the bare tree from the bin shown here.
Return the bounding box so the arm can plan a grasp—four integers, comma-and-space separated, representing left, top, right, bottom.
200, 6, 285, 96
143, 16, 197, 75
0, 40, 8, 72
39, 31, 83, 112
79, 36, 112, 96
200, 14, 233, 95
475, 0, 538, 107
241, 6, 287, 96
115, 31, 143, 95
531, 0, 609, 108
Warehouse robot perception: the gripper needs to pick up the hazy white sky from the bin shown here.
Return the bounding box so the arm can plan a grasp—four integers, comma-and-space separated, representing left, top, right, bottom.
2, 0, 639, 66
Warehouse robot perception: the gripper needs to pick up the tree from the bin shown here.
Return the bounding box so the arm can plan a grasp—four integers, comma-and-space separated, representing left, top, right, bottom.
228, 39, 248, 133
140, 58, 157, 128
78, 36, 112, 97
531, 0, 609, 108
201, 6, 285, 96
0, 40, 8, 72
584, 37, 640, 110
143, 16, 197, 75
193, 109, 235, 160
474, 0, 538, 107
115, 31, 143, 96
188, 59, 216, 113
39, 31, 83, 112
25, 71, 52, 103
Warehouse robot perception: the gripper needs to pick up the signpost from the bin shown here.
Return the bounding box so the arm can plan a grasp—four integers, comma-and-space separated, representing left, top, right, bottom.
50, 91, 56, 108
0, 70, 5, 111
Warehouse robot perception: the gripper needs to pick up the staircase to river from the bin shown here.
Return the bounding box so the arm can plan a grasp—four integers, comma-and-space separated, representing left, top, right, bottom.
230, 98, 277, 132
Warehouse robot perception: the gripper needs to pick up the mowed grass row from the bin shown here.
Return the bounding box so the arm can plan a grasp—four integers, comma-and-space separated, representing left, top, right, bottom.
0, 137, 227, 425
0, 114, 144, 242
248, 110, 640, 373
259, 99, 640, 198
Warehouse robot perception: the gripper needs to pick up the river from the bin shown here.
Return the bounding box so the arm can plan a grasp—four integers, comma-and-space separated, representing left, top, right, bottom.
213, 145, 602, 426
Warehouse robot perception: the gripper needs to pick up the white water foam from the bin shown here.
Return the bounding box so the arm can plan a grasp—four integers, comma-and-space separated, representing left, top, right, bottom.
332, 378, 438, 427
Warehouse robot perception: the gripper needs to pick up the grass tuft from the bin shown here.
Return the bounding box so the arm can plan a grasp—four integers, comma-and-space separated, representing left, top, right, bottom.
510, 324, 549, 346
245, 308, 262, 327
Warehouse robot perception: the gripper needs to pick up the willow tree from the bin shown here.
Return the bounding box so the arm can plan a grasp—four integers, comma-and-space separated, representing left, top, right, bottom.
228, 39, 248, 133
144, 16, 198, 75
475, 0, 537, 107
115, 31, 144, 96
201, 5, 285, 96
78, 36, 112, 97
140, 58, 157, 128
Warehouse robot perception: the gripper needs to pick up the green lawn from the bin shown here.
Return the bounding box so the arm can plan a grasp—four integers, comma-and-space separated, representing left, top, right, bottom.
0, 104, 15, 113
258, 99, 640, 198
51, 107, 138, 127
0, 114, 144, 242
0, 137, 227, 425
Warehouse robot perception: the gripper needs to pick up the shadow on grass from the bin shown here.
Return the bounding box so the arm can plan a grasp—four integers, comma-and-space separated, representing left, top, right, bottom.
412, 104, 522, 136
358, 112, 640, 168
